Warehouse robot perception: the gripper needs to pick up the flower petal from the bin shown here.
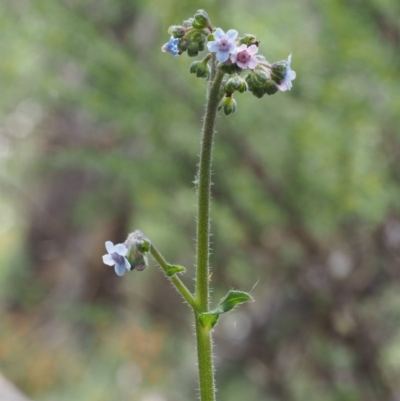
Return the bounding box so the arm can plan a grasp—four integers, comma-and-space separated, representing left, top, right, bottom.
105, 241, 114, 253
230, 53, 238, 63
124, 258, 131, 271
213, 28, 225, 40
290, 70, 297, 80
247, 45, 259, 55
207, 41, 219, 52
235, 44, 247, 53
216, 50, 230, 63
247, 58, 259, 69
236, 60, 247, 69
115, 263, 126, 276
114, 243, 128, 256
102, 254, 115, 266
225, 29, 238, 41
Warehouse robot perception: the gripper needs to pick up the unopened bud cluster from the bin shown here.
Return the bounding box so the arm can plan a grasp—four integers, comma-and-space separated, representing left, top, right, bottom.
162, 9, 296, 116
124, 230, 150, 272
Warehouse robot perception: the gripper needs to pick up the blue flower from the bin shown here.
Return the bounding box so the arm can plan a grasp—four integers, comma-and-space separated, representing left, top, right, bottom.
161, 36, 180, 56
277, 54, 296, 92
207, 28, 238, 63
102, 241, 131, 276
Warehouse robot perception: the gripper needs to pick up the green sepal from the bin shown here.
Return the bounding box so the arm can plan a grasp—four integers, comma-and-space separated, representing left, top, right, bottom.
192, 21, 205, 30
199, 313, 219, 331
217, 62, 242, 75
264, 80, 279, 95
136, 238, 150, 253
165, 264, 186, 277
199, 290, 253, 331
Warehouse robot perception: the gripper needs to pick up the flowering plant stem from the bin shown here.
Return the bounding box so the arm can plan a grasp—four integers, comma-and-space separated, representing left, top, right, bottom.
194, 68, 225, 401
149, 243, 196, 309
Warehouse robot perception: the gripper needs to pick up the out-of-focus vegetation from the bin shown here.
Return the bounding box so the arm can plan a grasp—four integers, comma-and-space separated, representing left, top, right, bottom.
1, 0, 400, 400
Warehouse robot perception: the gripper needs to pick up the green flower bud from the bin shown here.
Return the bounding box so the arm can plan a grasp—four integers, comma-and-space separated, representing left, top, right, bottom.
270, 60, 286, 83
264, 80, 279, 95
124, 230, 150, 272
183, 18, 194, 28
168, 25, 186, 38
187, 42, 199, 57
224, 74, 248, 94
218, 96, 237, 116
249, 86, 267, 98
178, 39, 189, 52
238, 33, 258, 46
245, 68, 270, 88
189, 59, 210, 78
217, 61, 242, 75
194, 9, 211, 29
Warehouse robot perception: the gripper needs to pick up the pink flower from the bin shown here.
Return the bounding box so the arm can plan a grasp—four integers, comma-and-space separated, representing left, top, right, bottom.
230, 44, 259, 69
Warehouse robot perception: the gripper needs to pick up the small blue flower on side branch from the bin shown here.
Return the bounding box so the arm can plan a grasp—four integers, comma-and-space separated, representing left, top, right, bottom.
102, 241, 131, 276
161, 36, 180, 56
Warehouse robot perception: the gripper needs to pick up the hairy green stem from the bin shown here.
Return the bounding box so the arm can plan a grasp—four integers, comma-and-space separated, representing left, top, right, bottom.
195, 68, 225, 401
150, 243, 196, 310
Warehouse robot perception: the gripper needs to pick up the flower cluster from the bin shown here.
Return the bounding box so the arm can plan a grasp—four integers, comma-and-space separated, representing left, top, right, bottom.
161, 9, 296, 115
102, 231, 149, 276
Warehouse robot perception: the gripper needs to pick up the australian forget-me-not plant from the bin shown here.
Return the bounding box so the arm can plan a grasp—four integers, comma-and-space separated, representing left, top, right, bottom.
102, 9, 296, 401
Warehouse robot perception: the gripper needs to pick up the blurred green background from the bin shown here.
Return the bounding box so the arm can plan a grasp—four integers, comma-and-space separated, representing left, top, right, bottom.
1, 0, 400, 400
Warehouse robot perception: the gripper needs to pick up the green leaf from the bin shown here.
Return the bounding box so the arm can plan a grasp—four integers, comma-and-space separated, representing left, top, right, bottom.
199, 313, 219, 331
165, 264, 186, 277
215, 290, 253, 314
199, 290, 254, 332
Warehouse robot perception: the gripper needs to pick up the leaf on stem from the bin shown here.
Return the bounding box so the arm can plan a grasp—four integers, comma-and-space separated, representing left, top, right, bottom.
199, 290, 254, 331
165, 264, 186, 277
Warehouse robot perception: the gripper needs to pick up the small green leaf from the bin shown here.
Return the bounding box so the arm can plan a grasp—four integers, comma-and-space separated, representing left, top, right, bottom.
215, 290, 253, 314
199, 313, 219, 331
199, 291, 254, 332
165, 264, 186, 277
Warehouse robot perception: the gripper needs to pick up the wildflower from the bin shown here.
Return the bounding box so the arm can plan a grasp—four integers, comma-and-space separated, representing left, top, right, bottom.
207, 28, 238, 62
102, 241, 131, 276
276, 54, 296, 91
230, 44, 259, 69
162, 36, 180, 56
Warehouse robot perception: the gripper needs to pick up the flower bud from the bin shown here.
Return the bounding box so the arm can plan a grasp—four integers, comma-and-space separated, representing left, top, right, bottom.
264, 80, 279, 95
193, 9, 211, 29
190, 59, 210, 78
217, 60, 242, 75
187, 42, 200, 57
183, 18, 195, 28
178, 39, 189, 52
124, 230, 150, 272
249, 86, 267, 98
238, 33, 258, 46
224, 74, 248, 94
270, 60, 286, 83
248, 69, 270, 87
218, 96, 237, 116
168, 25, 186, 38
